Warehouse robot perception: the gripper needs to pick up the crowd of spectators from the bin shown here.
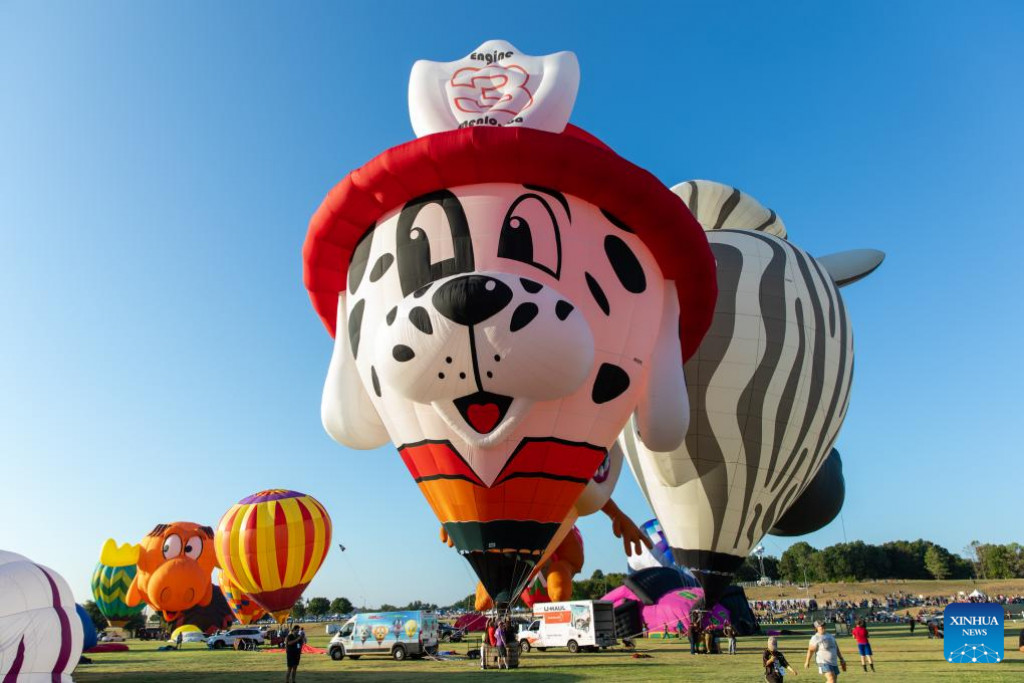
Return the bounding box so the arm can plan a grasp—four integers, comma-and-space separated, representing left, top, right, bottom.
750, 590, 1024, 625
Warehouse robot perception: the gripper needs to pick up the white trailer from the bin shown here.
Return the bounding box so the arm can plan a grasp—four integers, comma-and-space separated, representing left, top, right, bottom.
517, 600, 617, 653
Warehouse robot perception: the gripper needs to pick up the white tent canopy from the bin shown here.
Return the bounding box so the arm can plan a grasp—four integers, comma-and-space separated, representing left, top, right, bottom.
968, 589, 986, 599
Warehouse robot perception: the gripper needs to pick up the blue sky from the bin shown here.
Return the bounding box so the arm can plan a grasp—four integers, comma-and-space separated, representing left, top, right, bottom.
2, 2, 1021, 608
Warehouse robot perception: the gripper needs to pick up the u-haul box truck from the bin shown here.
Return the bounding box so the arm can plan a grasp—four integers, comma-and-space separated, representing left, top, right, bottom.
517, 600, 617, 653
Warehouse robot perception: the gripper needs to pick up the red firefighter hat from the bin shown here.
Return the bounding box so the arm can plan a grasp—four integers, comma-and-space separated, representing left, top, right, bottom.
303, 41, 716, 361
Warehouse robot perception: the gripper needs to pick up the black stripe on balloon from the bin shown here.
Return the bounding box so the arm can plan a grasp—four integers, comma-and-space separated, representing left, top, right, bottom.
768, 240, 828, 493
492, 471, 590, 485
682, 240, 744, 552
347, 227, 374, 295
804, 257, 850, 488
604, 235, 647, 293
712, 187, 742, 230
763, 299, 806, 487
524, 184, 571, 221
752, 209, 778, 233
443, 520, 559, 554
347, 299, 365, 360
585, 272, 610, 315
600, 208, 635, 234
414, 473, 486, 484
685, 180, 699, 217
745, 504, 764, 548
808, 254, 837, 337
731, 232, 788, 550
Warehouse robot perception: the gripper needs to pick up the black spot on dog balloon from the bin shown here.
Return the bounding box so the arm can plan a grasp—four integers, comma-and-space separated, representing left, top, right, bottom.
520, 278, 543, 294
348, 228, 374, 295
592, 363, 630, 404
369, 253, 394, 282
604, 235, 647, 293
371, 366, 382, 397
386, 306, 398, 326
393, 345, 416, 362
555, 300, 574, 320
510, 302, 539, 332
586, 272, 610, 316
409, 306, 433, 335
348, 299, 366, 359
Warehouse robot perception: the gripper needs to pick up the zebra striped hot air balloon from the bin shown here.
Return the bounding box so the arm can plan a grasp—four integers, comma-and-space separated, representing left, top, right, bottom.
90, 539, 145, 628
622, 180, 883, 605
214, 490, 332, 623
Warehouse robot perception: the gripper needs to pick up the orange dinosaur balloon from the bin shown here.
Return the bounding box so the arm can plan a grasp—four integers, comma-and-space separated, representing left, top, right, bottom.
125, 522, 218, 621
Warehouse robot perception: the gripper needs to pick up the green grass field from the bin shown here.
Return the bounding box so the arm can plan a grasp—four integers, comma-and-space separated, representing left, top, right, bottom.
75, 623, 1024, 682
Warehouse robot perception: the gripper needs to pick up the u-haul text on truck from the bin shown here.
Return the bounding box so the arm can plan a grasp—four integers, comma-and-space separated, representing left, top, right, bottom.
518, 600, 617, 653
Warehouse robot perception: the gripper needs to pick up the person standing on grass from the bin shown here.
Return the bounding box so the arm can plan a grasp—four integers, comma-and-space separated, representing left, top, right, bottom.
724, 620, 737, 655
851, 619, 875, 672
676, 618, 684, 639
908, 613, 915, 634
805, 620, 846, 682
284, 624, 303, 683
687, 617, 699, 655
495, 618, 508, 669
763, 636, 798, 683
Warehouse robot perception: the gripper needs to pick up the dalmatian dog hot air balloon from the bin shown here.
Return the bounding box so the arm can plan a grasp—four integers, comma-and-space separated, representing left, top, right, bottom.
0, 550, 84, 683
621, 180, 884, 604
305, 40, 718, 608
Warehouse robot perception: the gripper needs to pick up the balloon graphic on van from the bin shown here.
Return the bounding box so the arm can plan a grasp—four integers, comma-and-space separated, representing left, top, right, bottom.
358, 623, 371, 644
372, 624, 388, 645
404, 619, 419, 638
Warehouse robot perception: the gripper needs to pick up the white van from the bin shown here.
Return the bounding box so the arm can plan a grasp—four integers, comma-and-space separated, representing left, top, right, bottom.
328, 610, 438, 661
518, 600, 617, 653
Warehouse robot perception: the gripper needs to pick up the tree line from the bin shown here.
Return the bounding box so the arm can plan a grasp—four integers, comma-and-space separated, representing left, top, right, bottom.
773, 540, 1024, 583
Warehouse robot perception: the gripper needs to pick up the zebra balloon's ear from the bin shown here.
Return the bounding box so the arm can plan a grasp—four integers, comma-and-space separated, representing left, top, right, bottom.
816, 249, 885, 288
322, 292, 390, 449
634, 281, 689, 452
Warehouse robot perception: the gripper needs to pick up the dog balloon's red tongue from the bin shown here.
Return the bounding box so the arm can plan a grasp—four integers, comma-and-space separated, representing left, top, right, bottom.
304, 40, 717, 608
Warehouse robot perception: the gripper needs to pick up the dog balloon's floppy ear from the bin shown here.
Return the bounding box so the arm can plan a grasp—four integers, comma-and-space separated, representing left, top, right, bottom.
322, 292, 389, 449
633, 281, 689, 452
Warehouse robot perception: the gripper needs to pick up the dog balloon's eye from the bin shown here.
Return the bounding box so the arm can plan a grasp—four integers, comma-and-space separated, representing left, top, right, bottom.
184, 535, 203, 561
396, 190, 474, 297
499, 194, 561, 278
162, 534, 182, 560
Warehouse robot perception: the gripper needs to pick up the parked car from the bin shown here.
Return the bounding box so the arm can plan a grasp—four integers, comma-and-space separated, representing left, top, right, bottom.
99, 631, 126, 643
438, 624, 464, 642
206, 627, 265, 650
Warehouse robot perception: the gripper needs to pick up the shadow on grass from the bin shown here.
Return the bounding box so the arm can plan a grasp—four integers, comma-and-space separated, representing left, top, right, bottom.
75, 670, 586, 682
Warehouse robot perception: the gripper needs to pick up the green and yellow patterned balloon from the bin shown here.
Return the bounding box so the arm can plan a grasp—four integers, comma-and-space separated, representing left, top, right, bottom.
90, 539, 144, 627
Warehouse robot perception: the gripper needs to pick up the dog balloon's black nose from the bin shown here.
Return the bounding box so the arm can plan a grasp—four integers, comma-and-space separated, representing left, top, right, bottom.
432, 275, 513, 326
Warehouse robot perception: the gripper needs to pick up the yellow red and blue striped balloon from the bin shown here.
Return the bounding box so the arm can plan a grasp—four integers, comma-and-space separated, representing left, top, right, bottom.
214, 490, 332, 623
218, 570, 266, 625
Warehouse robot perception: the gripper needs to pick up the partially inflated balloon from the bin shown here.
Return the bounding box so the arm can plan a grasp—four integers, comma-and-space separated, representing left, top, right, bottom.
0, 550, 84, 683
215, 490, 332, 623
218, 571, 266, 625
305, 40, 716, 608
90, 539, 146, 627
623, 180, 882, 604
769, 449, 845, 536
